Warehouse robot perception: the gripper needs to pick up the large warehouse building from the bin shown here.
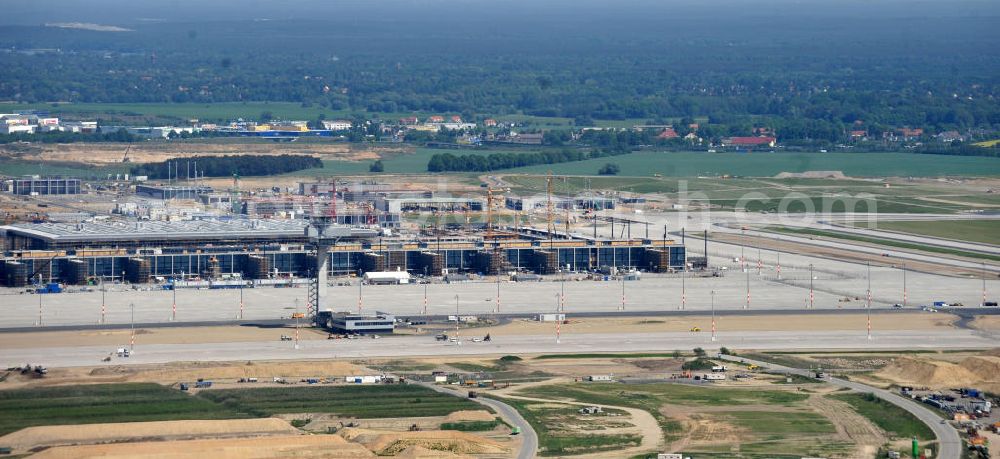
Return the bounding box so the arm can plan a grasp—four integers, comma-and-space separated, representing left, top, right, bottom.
0, 219, 685, 286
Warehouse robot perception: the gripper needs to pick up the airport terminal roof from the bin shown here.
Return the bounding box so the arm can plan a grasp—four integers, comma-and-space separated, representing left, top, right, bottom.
1, 219, 312, 242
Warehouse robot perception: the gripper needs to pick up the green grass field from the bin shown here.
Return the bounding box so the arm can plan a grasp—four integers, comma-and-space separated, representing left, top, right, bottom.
497, 397, 642, 456
768, 226, 1000, 262
0, 383, 247, 435
503, 151, 1000, 177
854, 219, 1000, 245
512, 383, 854, 458
0, 160, 130, 179
197, 384, 480, 418
519, 383, 809, 409
831, 393, 935, 441
295, 147, 510, 177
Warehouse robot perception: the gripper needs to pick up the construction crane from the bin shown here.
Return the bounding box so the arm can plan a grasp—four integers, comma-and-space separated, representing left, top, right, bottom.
485, 185, 495, 239
546, 171, 554, 248
121, 143, 132, 163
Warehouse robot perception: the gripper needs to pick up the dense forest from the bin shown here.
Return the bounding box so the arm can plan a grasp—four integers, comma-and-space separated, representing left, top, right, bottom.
129, 155, 321, 178
1, 0, 999, 143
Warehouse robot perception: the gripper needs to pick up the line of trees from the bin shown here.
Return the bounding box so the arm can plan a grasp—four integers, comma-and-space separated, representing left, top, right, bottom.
130, 154, 322, 178
0, 129, 136, 145
426, 147, 632, 172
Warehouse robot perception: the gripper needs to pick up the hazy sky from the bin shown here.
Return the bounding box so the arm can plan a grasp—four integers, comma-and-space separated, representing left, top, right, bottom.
2, 0, 998, 26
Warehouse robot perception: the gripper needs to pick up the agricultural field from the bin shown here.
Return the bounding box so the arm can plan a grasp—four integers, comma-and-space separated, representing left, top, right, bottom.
197, 384, 481, 418
0, 383, 247, 436
852, 219, 1000, 245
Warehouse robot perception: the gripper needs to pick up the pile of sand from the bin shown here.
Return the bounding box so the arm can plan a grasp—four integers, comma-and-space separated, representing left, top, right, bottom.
0, 418, 299, 453
442, 410, 496, 423
876, 356, 997, 389
958, 356, 1000, 383
877, 357, 979, 387
340, 427, 507, 456
29, 435, 375, 459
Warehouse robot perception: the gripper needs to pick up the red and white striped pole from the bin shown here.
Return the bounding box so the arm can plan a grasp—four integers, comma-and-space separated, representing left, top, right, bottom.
423, 284, 428, 315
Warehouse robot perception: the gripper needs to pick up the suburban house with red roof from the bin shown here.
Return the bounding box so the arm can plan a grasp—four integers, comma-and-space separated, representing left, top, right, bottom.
427, 115, 445, 123
721, 136, 777, 148
657, 127, 679, 139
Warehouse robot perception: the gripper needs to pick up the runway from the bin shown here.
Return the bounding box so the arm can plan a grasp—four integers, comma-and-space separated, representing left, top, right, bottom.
4, 328, 995, 369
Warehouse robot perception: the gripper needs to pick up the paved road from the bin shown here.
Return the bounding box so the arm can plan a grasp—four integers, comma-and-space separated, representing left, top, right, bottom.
718, 354, 960, 459
415, 381, 537, 459
4, 328, 996, 369
7, 307, 996, 333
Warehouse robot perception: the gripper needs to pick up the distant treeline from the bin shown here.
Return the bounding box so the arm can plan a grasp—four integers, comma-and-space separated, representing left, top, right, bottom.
0, 129, 136, 144
130, 155, 322, 178
427, 148, 631, 172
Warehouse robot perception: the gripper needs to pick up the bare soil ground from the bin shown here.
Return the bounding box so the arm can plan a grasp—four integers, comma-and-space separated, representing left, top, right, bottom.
0, 142, 403, 166
28, 434, 377, 459
0, 359, 370, 389
0, 325, 335, 350
807, 393, 887, 459
339, 427, 509, 456
874, 355, 1000, 393
278, 410, 496, 433
972, 315, 1000, 330
0, 418, 299, 455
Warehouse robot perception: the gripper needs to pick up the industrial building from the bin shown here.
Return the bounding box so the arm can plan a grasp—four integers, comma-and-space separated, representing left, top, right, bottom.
0, 218, 685, 287
4, 177, 81, 195
135, 184, 214, 200
377, 197, 484, 213
315, 310, 396, 334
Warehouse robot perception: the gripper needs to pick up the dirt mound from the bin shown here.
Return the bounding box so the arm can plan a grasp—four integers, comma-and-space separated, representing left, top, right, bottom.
877, 357, 980, 387
29, 434, 374, 459
394, 445, 468, 458
958, 356, 1000, 383
340, 427, 507, 456
630, 358, 684, 371
0, 418, 299, 453
442, 410, 495, 423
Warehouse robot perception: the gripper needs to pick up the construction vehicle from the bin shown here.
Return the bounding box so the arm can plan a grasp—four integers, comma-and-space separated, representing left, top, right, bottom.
689, 326, 701, 332
121, 143, 132, 163
747, 364, 760, 370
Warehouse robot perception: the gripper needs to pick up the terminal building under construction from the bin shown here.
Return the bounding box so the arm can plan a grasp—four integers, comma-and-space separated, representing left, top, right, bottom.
0, 219, 685, 287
